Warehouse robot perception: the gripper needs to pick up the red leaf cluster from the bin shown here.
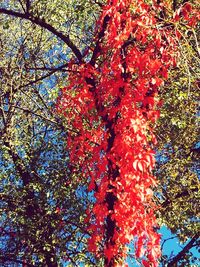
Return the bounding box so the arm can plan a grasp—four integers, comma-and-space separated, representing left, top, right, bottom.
56, 0, 198, 266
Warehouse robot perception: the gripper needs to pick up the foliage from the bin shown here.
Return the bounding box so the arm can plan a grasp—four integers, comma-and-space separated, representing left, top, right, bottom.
0, 0, 199, 267
0, 0, 101, 266
56, 1, 199, 266
154, 3, 200, 264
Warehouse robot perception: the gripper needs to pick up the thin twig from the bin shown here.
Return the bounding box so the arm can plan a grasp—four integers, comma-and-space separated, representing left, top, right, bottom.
0, 8, 83, 62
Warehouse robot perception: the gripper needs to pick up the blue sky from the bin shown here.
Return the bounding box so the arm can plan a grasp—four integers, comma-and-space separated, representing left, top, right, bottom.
125, 226, 199, 266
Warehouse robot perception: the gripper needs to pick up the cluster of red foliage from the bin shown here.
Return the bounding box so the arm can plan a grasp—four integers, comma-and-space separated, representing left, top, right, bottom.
56, 1, 199, 266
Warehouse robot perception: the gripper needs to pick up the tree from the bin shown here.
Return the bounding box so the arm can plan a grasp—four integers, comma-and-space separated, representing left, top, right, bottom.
56, 1, 199, 266
0, 0, 199, 266
154, 2, 200, 265
0, 0, 101, 266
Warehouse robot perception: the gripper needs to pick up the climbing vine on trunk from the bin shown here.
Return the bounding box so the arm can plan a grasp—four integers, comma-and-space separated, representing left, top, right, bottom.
56, 1, 199, 266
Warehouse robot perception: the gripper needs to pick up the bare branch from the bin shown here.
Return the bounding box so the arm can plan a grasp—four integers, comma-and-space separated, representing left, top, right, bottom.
26, 0, 30, 13
0, 104, 56, 124
167, 233, 200, 266
18, 0, 26, 13
0, 8, 83, 63
18, 62, 79, 90
161, 236, 178, 251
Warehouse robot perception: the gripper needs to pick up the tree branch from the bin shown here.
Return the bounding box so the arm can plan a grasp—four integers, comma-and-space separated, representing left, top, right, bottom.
90, 14, 110, 66
19, 66, 64, 89
1, 104, 57, 124
0, 8, 83, 63
161, 236, 178, 251
18, 62, 80, 90
0, 255, 35, 267
26, 66, 68, 72
167, 233, 199, 266
26, 0, 30, 13
18, 0, 26, 13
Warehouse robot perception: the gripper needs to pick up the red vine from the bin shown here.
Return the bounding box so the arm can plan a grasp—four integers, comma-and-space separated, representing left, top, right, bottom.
56, 1, 199, 266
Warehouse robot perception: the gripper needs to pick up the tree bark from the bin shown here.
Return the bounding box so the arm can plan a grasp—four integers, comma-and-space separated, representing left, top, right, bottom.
167, 234, 199, 266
